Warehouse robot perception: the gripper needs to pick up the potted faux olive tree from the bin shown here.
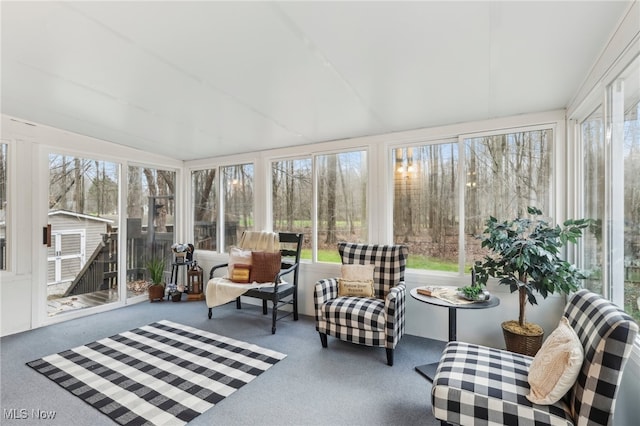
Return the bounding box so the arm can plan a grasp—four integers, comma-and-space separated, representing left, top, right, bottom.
147, 258, 166, 302
473, 207, 591, 356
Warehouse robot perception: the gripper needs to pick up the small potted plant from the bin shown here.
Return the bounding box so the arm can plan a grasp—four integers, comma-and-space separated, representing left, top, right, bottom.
473, 207, 591, 356
147, 257, 166, 302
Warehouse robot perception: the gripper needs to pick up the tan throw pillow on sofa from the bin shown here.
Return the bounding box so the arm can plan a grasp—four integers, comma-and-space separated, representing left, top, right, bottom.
341, 264, 375, 281
526, 316, 584, 405
249, 251, 282, 283
338, 279, 375, 297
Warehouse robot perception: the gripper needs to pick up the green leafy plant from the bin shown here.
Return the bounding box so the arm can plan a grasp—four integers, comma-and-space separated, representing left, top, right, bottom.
146, 258, 165, 286
474, 206, 592, 328
457, 285, 483, 300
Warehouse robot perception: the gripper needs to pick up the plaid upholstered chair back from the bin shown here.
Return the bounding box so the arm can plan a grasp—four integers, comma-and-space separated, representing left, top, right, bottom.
563, 289, 638, 425
338, 243, 408, 299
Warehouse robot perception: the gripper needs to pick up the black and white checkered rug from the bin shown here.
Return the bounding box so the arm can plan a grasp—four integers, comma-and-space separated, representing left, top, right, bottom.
27, 320, 286, 425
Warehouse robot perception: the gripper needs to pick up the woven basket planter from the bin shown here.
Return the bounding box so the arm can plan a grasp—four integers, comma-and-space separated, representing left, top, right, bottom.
502, 321, 544, 357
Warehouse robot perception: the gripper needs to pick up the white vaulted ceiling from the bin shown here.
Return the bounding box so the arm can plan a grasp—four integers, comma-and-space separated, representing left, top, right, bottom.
0, 1, 632, 160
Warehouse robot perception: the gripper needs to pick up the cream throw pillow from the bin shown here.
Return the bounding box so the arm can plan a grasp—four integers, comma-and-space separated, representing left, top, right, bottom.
228, 247, 252, 277
338, 279, 375, 297
341, 264, 375, 281
526, 316, 584, 405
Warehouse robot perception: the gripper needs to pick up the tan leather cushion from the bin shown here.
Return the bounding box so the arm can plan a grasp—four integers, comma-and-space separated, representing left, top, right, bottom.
249, 251, 282, 283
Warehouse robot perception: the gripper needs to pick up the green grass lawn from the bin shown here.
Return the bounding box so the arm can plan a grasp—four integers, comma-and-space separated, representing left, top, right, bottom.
301, 249, 458, 272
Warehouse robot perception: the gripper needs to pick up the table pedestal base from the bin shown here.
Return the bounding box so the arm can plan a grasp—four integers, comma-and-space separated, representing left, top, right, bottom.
415, 363, 438, 382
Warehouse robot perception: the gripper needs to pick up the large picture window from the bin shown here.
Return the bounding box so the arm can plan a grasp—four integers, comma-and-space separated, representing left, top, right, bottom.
393, 128, 553, 273
222, 163, 253, 252
316, 151, 367, 262
463, 129, 553, 269
126, 166, 175, 299
192, 169, 216, 251
581, 55, 640, 326
272, 158, 312, 259
47, 154, 120, 316
393, 144, 458, 271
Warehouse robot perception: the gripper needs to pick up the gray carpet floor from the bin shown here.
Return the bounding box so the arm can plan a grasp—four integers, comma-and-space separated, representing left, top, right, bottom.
1, 299, 445, 426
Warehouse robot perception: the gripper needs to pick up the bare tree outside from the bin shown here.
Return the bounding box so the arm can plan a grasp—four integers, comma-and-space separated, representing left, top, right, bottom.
317, 151, 367, 253
272, 158, 312, 259
222, 163, 253, 251
126, 165, 176, 298
192, 169, 216, 251
393, 143, 458, 271
392, 129, 552, 272
464, 130, 552, 268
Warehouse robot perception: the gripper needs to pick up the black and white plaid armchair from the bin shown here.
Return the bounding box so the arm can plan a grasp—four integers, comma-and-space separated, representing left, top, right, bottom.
314, 243, 408, 366
432, 289, 639, 425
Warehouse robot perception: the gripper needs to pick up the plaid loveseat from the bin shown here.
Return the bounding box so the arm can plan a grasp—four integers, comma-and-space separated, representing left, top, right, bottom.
431, 289, 638, 425
314, 243, 408, 366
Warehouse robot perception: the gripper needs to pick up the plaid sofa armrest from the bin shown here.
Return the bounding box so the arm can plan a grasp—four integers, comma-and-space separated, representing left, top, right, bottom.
314, 278, 338, 317
384, 282, 406, 349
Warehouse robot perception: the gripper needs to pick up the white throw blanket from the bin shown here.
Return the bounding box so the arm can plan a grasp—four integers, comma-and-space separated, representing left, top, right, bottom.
206, 231, 280, 308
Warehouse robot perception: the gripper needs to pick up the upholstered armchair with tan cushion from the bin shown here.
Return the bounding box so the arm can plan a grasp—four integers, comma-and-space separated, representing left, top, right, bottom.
314, 242, 408, 366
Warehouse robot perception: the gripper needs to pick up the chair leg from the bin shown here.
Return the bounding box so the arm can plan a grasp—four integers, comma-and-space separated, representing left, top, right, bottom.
271, 297, 278, 334
386, 348, 394, 366
293, 290, 299, 321
319, 332, 328, 348
262, 300, 268, 315
208, 307, 212, 319
236, 297, 242, 309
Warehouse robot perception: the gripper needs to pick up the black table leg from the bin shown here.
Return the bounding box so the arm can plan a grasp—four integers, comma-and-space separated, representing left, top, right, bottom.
448, 306, 456, 341
415, 307, 457, 382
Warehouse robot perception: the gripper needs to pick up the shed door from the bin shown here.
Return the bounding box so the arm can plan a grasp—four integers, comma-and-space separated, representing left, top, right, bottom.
47, 230, 85, 285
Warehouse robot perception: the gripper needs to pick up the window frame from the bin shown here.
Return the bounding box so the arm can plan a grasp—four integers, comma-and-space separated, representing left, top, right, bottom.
386, 121, 561, 276
187, 156, 257, 254
569, 45, 640, 362
0, 140, 13, 276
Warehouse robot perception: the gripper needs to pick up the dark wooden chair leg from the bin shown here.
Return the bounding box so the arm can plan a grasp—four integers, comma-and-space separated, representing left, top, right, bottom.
319, 332, 328, 348
293, 290, 299, 321
208, 307, 212, 319
386, 348, 394, 366
271, 296, 278, 334
262, 300, 268, 315
236, 297, 242, 309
